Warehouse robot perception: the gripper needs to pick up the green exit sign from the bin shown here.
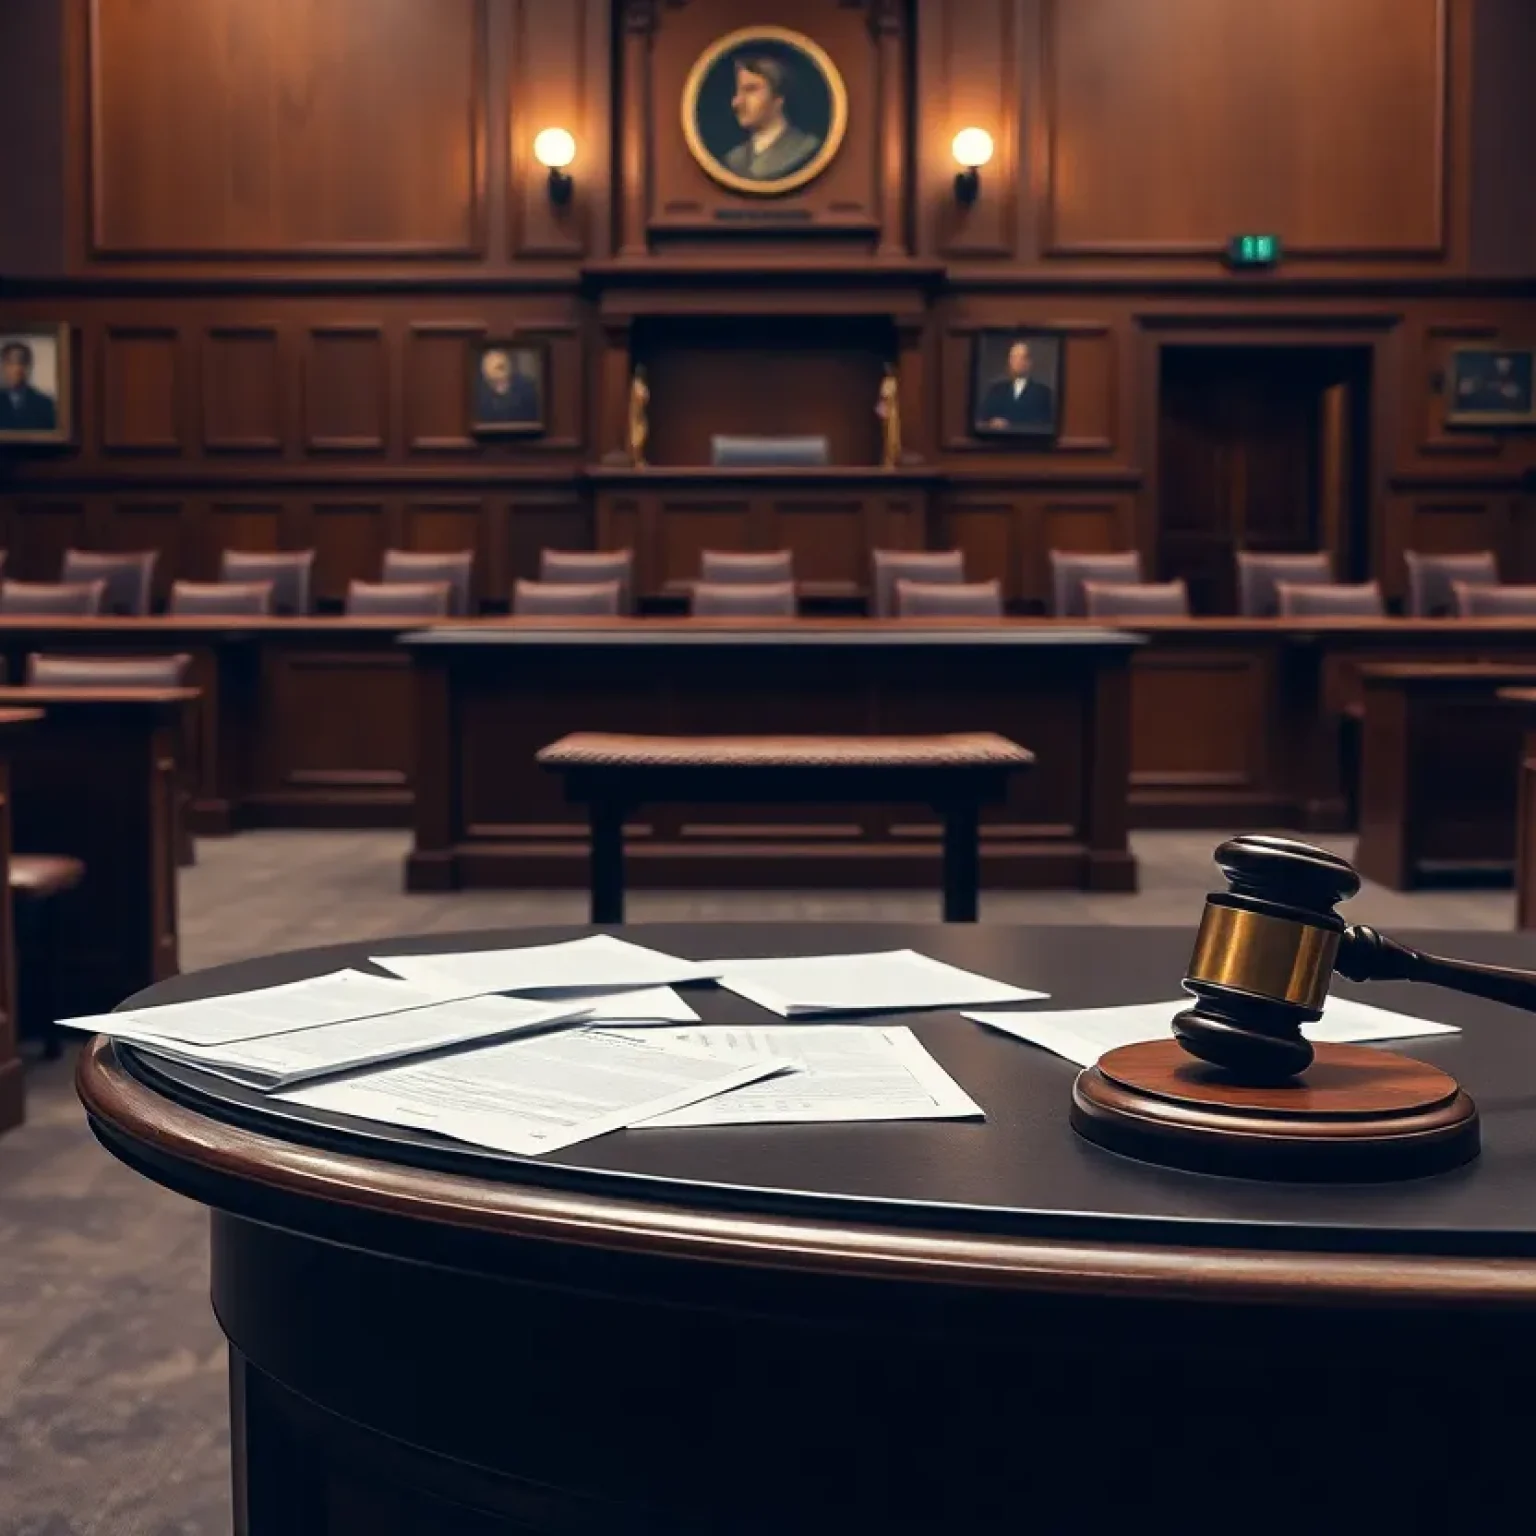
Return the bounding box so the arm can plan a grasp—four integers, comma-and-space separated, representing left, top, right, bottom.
1227, 234, 1282, 268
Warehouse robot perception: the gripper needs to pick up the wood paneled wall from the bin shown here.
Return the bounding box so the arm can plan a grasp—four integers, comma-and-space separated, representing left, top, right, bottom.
0, 0, 1531, 610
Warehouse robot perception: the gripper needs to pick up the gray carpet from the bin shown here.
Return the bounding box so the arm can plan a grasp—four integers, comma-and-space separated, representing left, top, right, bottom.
0, 830, 1517, 1533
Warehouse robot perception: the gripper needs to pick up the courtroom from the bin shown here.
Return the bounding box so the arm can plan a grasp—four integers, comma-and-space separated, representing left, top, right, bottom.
2, 1, 1536, 1531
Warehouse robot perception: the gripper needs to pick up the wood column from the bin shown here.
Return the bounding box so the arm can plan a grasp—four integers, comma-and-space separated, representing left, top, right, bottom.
616, 0, 654, 258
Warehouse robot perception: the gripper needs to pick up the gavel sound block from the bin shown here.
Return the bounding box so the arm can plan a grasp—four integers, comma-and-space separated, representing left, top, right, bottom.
1070, 836, 1512, 1181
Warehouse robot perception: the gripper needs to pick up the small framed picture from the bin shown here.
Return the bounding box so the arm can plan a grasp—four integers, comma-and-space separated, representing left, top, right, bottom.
971, 330, 1063, 441
0, 324, 72, 445
469, 339, 547, 437
1445, 347, 1536, 427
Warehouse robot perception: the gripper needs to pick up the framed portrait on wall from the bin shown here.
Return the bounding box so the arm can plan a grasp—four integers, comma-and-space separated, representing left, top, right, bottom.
0, 324, 71, 445
681, 26, 848, 197
1445, 347, 1536, 427
970, 330, 1063, 441
469, 339, 547, 437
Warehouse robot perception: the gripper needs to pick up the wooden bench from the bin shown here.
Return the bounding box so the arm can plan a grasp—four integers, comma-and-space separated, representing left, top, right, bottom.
537, 732, 1034, 923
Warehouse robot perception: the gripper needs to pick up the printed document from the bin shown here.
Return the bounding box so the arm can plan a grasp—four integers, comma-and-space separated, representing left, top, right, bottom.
114, 993, 596, 1090
621, 1025, 983, 1127
531, 985, 698, 1023
373, 934, 722, 996
965, 994, 1460, 1068
277, 1027, 782, 1156
713, 949, 1046, 1017
58, 968, 491, 1049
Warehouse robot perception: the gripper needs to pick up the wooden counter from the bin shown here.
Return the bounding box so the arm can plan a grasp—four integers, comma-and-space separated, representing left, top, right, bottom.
1500, 687, 1536, 929
402, 620, 1142, 893
0, 687, 195, 1017
0, 614, 1533, 844
1352, 664, 1536, 889
0, 708, 42, 1135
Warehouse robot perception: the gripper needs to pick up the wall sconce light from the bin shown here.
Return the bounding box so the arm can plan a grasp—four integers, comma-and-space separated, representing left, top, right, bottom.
533, 127, 576, 205
951, 128, 994, 206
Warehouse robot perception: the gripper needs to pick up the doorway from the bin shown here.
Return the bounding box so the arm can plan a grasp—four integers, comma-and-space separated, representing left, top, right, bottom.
1156, 346, 1373, 613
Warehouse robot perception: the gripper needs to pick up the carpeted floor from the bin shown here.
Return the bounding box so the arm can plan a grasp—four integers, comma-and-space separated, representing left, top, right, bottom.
0, 829, 1520, 1533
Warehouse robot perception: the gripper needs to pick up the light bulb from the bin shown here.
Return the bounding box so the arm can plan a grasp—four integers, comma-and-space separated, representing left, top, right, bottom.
951, 128, 995, 171
533, 128, 576, 171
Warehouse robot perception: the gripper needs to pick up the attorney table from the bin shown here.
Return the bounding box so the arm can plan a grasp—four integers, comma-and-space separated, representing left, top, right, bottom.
404, 621, 1140, 894
1354, 662, 1536, 889
79, 923, 1536, 1532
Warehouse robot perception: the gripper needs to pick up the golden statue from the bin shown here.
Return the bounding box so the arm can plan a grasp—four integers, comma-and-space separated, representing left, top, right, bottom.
627, 366, 650, 467
876, 364, 901, 468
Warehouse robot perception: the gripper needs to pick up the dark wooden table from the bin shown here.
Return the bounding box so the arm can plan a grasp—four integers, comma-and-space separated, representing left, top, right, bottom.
0, 707, 41, 1135
1354, 662, 1536, 889
0, 687, 194, 1017
78, 921, 1536, 1533
404, 620, 1141, 894
1501, 686, 1536, 930
5, 614, 1536, 849
537, 731, 1035, 922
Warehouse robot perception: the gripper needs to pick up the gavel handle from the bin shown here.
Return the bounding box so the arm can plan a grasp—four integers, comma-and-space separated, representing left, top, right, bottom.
1338, 926, 1536, 1015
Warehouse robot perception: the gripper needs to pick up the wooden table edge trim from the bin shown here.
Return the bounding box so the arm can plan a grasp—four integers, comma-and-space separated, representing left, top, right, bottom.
76, 1038, 1536, 1309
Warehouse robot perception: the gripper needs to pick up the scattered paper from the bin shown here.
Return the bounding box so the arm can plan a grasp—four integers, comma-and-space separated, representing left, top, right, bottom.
965, 995, 1460, 1069
277, 1027, 784, 1157
373, 935, 721, 996
531, 985, 698, 1024
714, 949, 1045, 1017
621, 1025, 983, 1128
59, 968, 490, 1049
116, 993, 596, 1090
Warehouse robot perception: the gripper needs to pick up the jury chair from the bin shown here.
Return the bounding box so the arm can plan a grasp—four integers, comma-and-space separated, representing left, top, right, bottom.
871, 550, 965, 618
1049, 551, 1143, 617
219, 550, 316, 616
60, 549, 158, 616
513, 580, 623, 616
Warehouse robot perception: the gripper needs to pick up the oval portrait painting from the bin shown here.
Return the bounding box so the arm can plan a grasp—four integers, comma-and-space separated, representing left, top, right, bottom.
681, 26, 848, 197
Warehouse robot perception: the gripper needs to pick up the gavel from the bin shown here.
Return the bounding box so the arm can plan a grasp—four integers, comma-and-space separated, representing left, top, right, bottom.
1176, 834, 1536, 1084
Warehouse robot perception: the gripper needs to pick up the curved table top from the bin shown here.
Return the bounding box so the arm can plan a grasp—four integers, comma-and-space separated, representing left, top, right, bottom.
77, 923, 1536, 1303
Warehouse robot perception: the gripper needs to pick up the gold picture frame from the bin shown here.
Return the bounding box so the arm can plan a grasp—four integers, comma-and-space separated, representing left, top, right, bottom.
681, 25, 848, 198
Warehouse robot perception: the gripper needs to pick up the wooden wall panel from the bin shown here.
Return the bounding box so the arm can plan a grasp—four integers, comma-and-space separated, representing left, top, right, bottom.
7, 500, 91, 581
303, 326, 389, 454
204, 502, 288, 570
923, 0, 1023, 259
770, 502, 867, 588
201, 328, 284, 454
401, 498, 496, 606
404, 323, 484, 454
1130, 648, 1274, 798
307, 501, 392, 604
508, 0, 601, 259
88, 0, 487, 258
1042, 0, 1447, 258
940, 497, 1021, 602
100, 327, 182, 453
655, 501, 755, 587
504, 496, 593, 590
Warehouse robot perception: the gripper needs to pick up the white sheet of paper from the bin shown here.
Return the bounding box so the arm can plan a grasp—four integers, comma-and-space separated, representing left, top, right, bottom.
622, 1025, 983, 1128
277, 1028, 782, 1157
119, 993, 596, 1089
528, 985, 699, 1024
714, 949, 1045, 1017
58, 968, 490, 1048
372, 935, 721, 996
964, 995, 1460, 1068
